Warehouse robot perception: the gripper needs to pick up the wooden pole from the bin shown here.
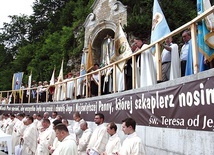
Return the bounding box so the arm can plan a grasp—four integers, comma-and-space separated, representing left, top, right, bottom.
191, 23, 199, 74
64, 82, 67, 100
74, 79, 77, 99
86, 75, 89, 98
98, 70, 101, 96
36, 88, 39, 103
113, 64, 116, 93
155, 43, 162, 81
46, 87, 48, 102
28, 89, 31, 103
132, 55, 136, 89
21, 90, 23, 104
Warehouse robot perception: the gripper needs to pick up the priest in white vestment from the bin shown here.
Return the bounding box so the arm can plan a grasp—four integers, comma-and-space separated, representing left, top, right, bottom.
62, 119, 76, 142
130, 38, 144, 89
117, 118, 145, 155
49, 137, 60, 154
139, 44, 157, 87
48, 119, 63, 154
22, 116, 38, 155
78, 121, 92, 155
73, 112, 84, 140
6, 114, 16, 135
36, 114, 43, 133
1, 114, 10, 133
101, 122, 121, 155
35, 119, 56, 155
87, 113, 109, 155
11, 113, 25, 154
0, 114, 10, 151
52, 123, 78, 155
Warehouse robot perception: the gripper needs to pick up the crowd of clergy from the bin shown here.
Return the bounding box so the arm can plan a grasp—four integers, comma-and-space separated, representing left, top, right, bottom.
0, 111, 146, 155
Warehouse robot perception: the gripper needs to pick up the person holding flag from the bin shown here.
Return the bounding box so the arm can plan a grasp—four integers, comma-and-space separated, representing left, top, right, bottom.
185, 0, 213, 75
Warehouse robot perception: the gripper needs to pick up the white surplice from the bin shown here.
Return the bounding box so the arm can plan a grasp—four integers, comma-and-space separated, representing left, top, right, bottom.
52, 135, 78, 155
140, 44, 157, 87
115, 66, 125, 92
12, 120, 26, 154
22, 123, 38, 155
66, 78, 74, 99
119, 132, 145, 155
73, 118, 84, 139
87, 123, 109, 154
169, 43, 181, 80
78, 128, 92, 155
104, 133, 121, 155
35, 127, 56, 155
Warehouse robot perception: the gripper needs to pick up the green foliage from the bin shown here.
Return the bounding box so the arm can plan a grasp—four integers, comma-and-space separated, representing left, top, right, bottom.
121, 0, 196, 42
0, 0, 197, 90
0, 44, 13, 90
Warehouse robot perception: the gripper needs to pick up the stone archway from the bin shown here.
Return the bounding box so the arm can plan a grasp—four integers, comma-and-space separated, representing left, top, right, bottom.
89, 20, 116, 65
83, 0, 127, 66
92, 29, 115, 64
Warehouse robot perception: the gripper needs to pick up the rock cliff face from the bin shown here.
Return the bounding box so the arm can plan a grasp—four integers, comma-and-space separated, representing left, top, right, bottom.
67, 56, 81, 75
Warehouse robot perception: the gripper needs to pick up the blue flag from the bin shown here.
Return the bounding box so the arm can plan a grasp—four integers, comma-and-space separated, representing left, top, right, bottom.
150, 0, 170, 53
12, 72, 24, 90
80, 53, 86, 81
185, 40, 209, 76
185, 0, 211, 75
197, 0, 214, 61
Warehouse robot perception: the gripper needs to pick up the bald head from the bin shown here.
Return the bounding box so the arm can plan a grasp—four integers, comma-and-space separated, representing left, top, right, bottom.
80, 121, 88, 131
43, 112, 49, 119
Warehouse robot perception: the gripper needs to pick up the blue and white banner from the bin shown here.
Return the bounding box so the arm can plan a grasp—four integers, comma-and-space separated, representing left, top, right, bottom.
80, 53, 86, 81
12, 72, 24, 90
197, 0, 214, 61
150, 0, 170, 53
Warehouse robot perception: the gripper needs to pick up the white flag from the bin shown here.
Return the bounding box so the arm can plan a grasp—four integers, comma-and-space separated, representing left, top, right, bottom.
58, 60, 64, 82
50, 68, 55, 85
113, 23, 132, 71
28, 74, 32, 88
